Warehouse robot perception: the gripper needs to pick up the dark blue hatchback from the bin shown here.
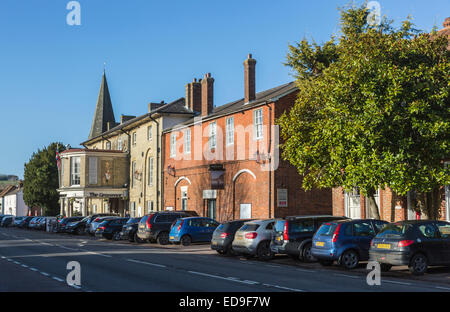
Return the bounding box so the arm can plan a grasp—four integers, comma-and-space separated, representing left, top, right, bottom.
311, 219, 389, 269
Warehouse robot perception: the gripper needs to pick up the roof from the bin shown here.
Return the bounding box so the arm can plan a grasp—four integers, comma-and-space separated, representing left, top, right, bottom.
165, 81, 298, 132
88, 72, 116, 140
0, 185, 17, 197
82, 97, 194, 145
438, 17, 450, 49
60, 148, 126, 155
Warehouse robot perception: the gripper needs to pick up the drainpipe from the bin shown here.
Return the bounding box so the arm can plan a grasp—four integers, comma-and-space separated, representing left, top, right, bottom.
120, 129, 131, 215
266, 103, 273, 219
148, 116, 160, 212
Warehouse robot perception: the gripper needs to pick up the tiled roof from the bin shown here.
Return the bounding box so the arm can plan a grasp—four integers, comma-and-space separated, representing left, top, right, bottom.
0, 185, 16, 197
82, 97, 194, 144
438, 17, 450, 49
165, 81, 298, 131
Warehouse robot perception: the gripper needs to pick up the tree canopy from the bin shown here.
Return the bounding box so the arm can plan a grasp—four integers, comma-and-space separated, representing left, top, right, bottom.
23, 142, 64, 216
279, 4, 450, 219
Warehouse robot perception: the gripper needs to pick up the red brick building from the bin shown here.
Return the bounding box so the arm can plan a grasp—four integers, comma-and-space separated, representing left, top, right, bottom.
162, 55, 332, 222
332, 18, 450, 223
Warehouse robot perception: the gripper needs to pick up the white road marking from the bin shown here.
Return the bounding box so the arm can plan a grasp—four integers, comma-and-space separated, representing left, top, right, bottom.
334, 273, 359, 279
40, 272, 50, 277
13, 261, 20, 265
435, 286, 450, 291
127, 259, 166, 268
265, 264, 282, 268
52, 277, 64, 282
189, 271, 256, 285
55, 245, 78, 251
21, 264, 29, 268
85, 251, 112, 258
296, 268, 316, 273
6, 259, 12, 262
70, 284, 81, 289
383, 280, 411, 286
29, 268, 38, 272
262, 283, 304, 292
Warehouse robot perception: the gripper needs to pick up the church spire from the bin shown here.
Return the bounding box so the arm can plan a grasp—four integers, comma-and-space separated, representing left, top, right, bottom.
88, 71, 116, 140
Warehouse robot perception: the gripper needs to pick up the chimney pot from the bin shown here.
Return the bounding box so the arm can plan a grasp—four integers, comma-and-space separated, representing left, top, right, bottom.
444, 17, 450, 28
201, 74, 214, 116
244, 54, 256, 103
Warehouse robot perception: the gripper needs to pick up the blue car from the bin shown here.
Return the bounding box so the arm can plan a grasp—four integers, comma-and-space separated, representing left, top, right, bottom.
169, 217, 220, 246
311, 219, 389, 269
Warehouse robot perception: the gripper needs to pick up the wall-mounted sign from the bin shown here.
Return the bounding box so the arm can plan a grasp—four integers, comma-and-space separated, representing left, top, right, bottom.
277, 189, 288, 207
203, 190, 217, 199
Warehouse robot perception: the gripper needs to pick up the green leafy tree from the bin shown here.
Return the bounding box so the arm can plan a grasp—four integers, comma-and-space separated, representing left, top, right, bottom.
279, 4, 450, 219
23, 142, 64, 216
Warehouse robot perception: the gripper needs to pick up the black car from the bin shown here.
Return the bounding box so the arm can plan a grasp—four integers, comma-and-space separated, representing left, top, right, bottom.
369, 220, 450, 275
270, 215, 349, 262
56, 217, 84, 233
211, 219, 256, 255
18, 216, 33, 228
0, 216, 14, 227
85, 213, 119, 235
119, 217, 143, 242
137, 211, 199, 245
95, 218, 129, 240
66, 216, 90, 235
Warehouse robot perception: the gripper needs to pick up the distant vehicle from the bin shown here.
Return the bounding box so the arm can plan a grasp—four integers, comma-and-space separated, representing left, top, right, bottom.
66, 216, 90, 235
17, 216, 33, 228
311, 219, 389, 269
36, 217, 48, 231
270, 215, 349, 262
28, 217, 41, 229
119, 217, 143, 242
169, 217, 220, 246
86, 214, 119, 235
95, 218, 129, 240
232, 219, 275, 260
13, 216, 25, 227
211, 219, 256, 256
0, 215, 14, 227
56, 217, 84, 233
89, 216, 119, 235
137, 211, 199, 245
370, 220, 450, 275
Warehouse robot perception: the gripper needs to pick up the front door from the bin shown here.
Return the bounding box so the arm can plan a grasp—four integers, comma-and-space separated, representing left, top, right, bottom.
345, 189, 361, 219
207, 200, 216, 220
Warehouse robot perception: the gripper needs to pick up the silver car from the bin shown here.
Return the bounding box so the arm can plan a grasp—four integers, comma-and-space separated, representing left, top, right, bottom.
232, 219, 275, 260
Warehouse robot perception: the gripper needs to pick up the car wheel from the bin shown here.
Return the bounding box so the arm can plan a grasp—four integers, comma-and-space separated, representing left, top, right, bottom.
157, 232, 170, 245
301, 243, 315, 263
409, 254, 428, 275
380, 263, 392, 272
180, 235, 192, 246
340, 250, 359, 269
76, 227, 84, 235
319, 260, 333, 266
112, 232, 121, 241
256, 241, 274, 261
216, 250, 225, 255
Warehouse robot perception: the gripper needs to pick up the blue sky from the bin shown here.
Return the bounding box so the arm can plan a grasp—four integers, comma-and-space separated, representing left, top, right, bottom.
0, 0, 448, 178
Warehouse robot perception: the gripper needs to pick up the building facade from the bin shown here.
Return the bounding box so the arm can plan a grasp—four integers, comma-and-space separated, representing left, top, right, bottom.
162, 55, 332, 222
1, 183, 29, 216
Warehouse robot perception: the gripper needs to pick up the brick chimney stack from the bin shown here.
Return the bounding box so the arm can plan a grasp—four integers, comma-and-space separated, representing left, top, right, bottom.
186, 78, 202, 112
201, 73, 214, 116
244, 54, 256, 103
444, 17, 450, 28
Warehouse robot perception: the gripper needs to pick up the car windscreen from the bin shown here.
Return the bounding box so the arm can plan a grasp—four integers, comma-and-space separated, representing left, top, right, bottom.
274, 220, 285, 232
127, 218, 141, 224
316, 223, 338, 236
377, 223, 411, 238
239, 224, 260, 232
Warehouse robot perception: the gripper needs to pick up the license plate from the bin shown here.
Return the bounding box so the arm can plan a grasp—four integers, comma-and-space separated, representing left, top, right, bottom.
212, 241, 217, 245
315, 241, 325, 247
276, 236, 282, 241
377, 244, 391, 249
170, 236, 174, 240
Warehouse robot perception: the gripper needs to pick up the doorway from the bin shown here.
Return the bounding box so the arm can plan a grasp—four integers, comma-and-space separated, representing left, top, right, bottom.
207, 199, 216, 219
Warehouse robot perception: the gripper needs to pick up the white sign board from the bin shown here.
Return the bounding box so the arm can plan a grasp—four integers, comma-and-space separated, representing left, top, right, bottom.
240, 204, 252, 219
277, 189, 288, 207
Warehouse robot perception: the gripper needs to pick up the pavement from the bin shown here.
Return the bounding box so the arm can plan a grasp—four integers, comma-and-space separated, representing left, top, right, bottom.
0, 227, 449, 292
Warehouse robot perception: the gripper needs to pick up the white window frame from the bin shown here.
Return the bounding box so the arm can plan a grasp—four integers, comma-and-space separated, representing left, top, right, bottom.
226, 117, 234, 146
70, 156, 81, 186
131, 161, 136, 188
147, 126, 152, 141
170, 133, 176, 158
105, 141, 111, 150
253, 108, 263, 141
148, 157, 154, 186
148, 200, 154, 212
184, 129, 191, 154
117, 137, 122, 151
209, 121, 217, 150
133, 132, 137, 146
88, 157, 98, 185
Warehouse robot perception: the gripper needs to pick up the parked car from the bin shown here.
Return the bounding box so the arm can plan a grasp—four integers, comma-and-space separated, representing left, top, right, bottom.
231, 219, 275, 260
119, 217, 143, 242
369, 220, 450, 275
137, 211, 199, 245
28, 217, 41, 229
66, 216, 90, 235
86, 214, 119, 235
270, 215, 349, 262
89, 216, 119, 235
13, 216, 25, 227
169, 217, 220, 246
56, 217, 84, 233
311, 219, 389, 269
17, 216, 33, 228
95, 218, 129, 240
211, 219, 256, 255
0, 216, 14, 227
36, 217, 48, 230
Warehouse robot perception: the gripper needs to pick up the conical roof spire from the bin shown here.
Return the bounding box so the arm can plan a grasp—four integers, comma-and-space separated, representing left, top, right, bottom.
88, 71, 116, 139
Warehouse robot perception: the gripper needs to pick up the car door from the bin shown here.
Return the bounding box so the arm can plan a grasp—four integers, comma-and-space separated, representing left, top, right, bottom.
353, 221, 376, 260
203, 219, 219, 242
435, 221, 450, 264
417, 223, 443, 265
